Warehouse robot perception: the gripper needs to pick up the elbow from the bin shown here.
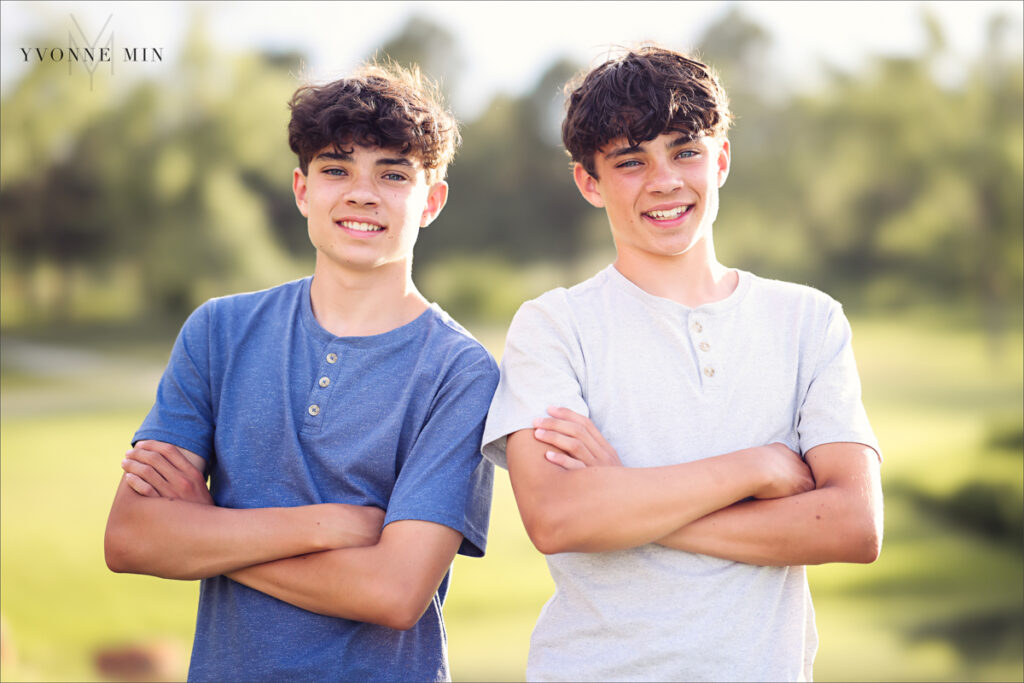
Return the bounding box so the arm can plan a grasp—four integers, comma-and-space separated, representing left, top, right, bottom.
852, 519, 883, 564
104, 515, 193, 579
372, 596, 431, 632
529, 527, 568, 556
338, 580, 433, 631
523, 512, 581, 555
104, 521, 136, 574
379, 602, 426, 632
838, 512, 883, 564
853, 498, 884, 563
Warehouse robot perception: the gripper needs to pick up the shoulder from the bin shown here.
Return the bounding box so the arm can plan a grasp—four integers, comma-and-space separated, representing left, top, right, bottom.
747, 273, 837, 306
744, 273, 845, 323
183, 278, 308, 337
201, 278, 308, 318
423, 306, 499, 380
511, 267, 615, 331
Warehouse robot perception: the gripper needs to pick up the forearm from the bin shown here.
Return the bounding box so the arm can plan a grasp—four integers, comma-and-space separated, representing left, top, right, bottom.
228, 547, 398, 624
227, 521, 462, 630
658, 446, 884, 565
104, 479, 375, 580
509, 431, 771, 554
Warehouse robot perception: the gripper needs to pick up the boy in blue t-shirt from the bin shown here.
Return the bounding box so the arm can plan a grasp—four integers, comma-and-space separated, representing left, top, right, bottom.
104, 63, 498, 682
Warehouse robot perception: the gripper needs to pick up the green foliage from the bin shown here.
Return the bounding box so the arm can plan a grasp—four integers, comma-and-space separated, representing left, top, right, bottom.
1, 13, 306, 321
985, 416, 1024, 452
905, 481, 1023, 542
2, 8, 1021, 329
417, 253, 585, 324
699, 7, 1023, 325
372, 14, 464, 105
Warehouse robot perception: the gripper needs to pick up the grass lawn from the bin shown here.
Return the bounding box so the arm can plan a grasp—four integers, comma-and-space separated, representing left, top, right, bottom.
1, 312, 1020, 681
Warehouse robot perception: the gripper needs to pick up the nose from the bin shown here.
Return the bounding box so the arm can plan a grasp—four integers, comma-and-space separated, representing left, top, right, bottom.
344, 173, 379, 207
645, 159, 682, 194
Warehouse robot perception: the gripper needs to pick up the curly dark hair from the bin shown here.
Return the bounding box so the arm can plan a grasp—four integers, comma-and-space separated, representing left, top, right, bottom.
288, 62, 460, 184
562, 45, 733, 178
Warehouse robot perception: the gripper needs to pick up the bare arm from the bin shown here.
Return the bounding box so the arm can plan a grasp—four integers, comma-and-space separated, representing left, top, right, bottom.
506, 409, 814, 554
657, 442, 883, 565
104, 440, 383, 580
226, 520, 464, 631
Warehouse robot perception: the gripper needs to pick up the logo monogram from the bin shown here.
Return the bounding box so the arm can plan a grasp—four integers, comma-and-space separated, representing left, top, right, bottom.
68, 13, 115, 88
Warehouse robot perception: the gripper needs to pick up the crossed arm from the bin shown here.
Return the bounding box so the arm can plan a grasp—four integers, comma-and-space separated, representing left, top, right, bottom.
104, 440, 463, 630
508, 407, 882, 565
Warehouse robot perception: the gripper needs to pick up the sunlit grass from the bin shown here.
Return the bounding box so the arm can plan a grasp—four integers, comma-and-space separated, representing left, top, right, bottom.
0, 411, 194, 682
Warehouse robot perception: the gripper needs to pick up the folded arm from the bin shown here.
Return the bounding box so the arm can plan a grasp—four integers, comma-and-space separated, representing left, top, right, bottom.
104, 440, 383, 580
657, 442, 883, 565
227, 520, 464, 631
506, 408, 814, 554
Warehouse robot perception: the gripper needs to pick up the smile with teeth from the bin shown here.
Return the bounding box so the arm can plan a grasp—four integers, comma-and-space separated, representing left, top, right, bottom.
644, 205, 690, 220
338, 220, 385, 232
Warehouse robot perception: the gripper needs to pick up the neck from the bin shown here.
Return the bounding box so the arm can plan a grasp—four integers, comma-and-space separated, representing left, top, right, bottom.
309, 257, 428, 337
613, 240, 736, 308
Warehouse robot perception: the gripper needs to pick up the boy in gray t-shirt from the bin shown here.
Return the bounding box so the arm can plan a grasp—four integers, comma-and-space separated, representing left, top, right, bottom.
481, 46, 883, 682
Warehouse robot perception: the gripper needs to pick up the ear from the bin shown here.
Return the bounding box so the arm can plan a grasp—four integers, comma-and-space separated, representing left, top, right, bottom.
420, 181, 449, 228
716, 139, 731, 188
293, 168, 309, 217
573, 163, 605, 208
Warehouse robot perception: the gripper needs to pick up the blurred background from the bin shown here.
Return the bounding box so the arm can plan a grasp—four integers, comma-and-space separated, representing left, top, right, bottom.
1, 1, 1021, 680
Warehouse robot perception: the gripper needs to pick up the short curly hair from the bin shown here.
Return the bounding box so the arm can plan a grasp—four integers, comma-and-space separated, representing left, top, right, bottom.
288, 62, 460, 184
562, 45, 733, 178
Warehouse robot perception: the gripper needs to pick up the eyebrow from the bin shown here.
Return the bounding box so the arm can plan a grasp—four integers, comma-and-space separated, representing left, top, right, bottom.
603, 134, 697, 160
314, 151, 414, 168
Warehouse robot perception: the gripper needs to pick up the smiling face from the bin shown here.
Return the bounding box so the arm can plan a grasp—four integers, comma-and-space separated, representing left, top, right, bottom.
293, 144, 447, 277
573, 132, 730, 272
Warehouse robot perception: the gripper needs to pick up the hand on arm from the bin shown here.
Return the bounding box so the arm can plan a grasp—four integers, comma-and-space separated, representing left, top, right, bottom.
508, 407, 815, 555
104, 441, 384, 580
657, 442, 883, 565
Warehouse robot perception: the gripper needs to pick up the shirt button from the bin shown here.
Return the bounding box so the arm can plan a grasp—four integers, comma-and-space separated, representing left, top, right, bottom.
318, 376, 330, 388
308, 404, 321, 416
699, 341, 710, 352
326, 352, 338, 364
703, 366, 715, 378
692, 321, 703, 333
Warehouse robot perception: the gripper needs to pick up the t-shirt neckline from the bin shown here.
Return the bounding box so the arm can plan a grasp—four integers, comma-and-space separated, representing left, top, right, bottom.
299, 276, 439, 346
604, 264, 751, 315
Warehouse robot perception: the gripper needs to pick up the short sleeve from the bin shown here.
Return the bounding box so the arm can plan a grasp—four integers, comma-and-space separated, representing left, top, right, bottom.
132, 303, 216, 461
481, 295, 589, 469
797, 303, 881, 459
384, 354, 499, 558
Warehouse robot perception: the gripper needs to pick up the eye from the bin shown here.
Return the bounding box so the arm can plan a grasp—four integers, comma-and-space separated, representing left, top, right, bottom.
383, 172, 408, 182
323, 167, 346, 176
615, 159, 642, 169
677, 150, 698, 159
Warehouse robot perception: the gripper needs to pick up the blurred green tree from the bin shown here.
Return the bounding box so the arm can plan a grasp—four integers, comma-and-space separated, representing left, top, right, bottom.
1, 6, 1020, 329
371, 14, 464, 110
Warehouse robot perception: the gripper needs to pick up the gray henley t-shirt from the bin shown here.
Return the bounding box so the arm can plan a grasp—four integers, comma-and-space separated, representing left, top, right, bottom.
482, 265, 879, 682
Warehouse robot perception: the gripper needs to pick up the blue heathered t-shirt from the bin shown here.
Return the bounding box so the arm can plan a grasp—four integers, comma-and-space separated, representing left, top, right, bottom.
133, 276, 498, 682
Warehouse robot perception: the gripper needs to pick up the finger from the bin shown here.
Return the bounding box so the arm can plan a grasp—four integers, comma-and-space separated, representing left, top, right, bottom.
535, 417, 603, 462
139, 441, 201, 477
533, 428, 595, 463
546, 406, 587, 422
125, 447, 178, 484
548, 407, 619, 459
544, 450, 586, 470
122, 457, 172, 497
124, 472, 159, 497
